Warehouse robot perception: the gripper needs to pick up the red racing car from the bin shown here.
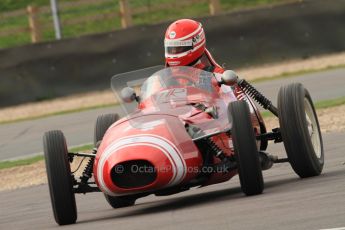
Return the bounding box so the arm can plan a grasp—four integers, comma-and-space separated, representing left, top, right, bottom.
43, 66, 324, 225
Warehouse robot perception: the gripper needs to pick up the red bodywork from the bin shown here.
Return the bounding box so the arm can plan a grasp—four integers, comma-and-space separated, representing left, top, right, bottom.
94, 73, 266, 197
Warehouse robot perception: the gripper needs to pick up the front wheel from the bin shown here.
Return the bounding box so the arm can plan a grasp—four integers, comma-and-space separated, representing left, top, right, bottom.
94, 113, 136, 208
278, 83, 324, 178
228, 101, 264, 196
43, 130, 77, 225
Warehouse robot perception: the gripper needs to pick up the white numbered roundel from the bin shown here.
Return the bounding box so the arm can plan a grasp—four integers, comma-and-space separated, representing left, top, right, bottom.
169, 31, 176, 39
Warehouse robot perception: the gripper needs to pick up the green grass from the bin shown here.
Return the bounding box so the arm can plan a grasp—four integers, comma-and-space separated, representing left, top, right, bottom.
132, 2, 209, 25
68, 143, 94, 152
0, 0, 79, 12
261, 110, 272, 118
0, 143, 93, 170
0, 0, 293, 49
314, 96, 345, 109
0, 155, 44, 170
261, 96, 345, 118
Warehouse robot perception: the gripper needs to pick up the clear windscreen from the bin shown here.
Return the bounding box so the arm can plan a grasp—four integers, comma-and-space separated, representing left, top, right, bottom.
111, 65, 164, 116
110, 66, 219, 116
110, 66, 232, 139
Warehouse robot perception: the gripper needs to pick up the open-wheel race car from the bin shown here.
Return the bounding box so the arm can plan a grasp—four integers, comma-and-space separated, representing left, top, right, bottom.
43, 66, 324, 225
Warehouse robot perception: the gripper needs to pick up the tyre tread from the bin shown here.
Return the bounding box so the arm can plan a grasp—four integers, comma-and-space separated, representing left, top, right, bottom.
228, 101, 264, 196
44, 130, 77, 225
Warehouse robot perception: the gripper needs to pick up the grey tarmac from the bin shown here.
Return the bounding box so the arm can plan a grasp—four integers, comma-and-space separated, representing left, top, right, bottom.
1, 131, 345, 230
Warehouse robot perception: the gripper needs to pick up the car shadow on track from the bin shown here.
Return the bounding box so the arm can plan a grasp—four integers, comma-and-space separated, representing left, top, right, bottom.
77, 175, 306, 224
77, 168, 344, 224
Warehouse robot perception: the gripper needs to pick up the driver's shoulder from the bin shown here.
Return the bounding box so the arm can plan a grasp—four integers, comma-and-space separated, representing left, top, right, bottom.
213, 66, 225, 74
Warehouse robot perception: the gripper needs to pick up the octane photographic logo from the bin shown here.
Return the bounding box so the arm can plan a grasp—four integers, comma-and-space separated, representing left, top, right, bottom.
169, 31, 176, 39
113, 164, 230, 174
113, 164, 124, 174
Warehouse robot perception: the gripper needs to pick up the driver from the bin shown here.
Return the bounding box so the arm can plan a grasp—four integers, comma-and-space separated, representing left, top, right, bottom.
164, 19, 224, 74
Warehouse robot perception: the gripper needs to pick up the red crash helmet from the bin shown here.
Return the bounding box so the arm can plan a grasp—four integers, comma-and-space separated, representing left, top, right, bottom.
164, 19, 206, 66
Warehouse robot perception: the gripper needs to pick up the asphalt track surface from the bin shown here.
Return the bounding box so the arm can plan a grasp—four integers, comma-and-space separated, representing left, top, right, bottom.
1, 131, 345, 230
0, 67, 345, 161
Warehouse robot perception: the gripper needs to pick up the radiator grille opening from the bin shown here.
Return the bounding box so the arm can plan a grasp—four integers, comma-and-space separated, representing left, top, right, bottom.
111, 160, 157, 189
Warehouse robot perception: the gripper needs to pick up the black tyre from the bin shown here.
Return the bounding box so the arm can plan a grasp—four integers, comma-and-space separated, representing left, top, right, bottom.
228, 101, 264, 196
94, 113, 136, 208
94, 113, 119, 146
43, 130, 77, 225
278, 83, 324, 178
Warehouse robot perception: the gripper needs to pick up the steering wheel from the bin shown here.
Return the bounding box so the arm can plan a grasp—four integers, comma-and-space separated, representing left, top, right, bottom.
170, 75, 195, 86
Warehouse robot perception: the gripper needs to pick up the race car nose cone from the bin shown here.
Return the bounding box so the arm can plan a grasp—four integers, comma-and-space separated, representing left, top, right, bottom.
95, 136, 187, 196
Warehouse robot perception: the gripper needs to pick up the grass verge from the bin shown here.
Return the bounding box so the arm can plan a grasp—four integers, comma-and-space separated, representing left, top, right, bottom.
0, 143, 93, 170
250, 64, 345, 83
261, 96, 345, 118
0, 102, 117, 125
314, 97, 345, 109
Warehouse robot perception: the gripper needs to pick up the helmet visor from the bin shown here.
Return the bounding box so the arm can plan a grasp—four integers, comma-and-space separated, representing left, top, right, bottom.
165, 46, 193, 55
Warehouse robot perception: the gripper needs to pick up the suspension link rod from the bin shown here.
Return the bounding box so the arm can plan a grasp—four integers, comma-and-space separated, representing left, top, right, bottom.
69, 152, 96, 158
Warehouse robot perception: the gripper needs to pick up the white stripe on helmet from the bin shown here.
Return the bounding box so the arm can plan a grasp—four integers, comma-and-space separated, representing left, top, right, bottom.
167, 24, 203, 41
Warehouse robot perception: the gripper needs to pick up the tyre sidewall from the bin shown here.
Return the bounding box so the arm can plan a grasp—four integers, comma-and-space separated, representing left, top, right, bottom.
278, 83, 324, 177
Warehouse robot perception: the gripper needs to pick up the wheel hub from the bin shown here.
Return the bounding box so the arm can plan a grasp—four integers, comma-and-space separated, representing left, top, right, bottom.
304, 98, 322, 158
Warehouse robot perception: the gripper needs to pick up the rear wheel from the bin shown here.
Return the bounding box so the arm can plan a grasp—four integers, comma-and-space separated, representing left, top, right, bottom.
228, 101, 264, 196
94, 113, 137, 208
278, 83, 324, 178
43, 130, 77, 225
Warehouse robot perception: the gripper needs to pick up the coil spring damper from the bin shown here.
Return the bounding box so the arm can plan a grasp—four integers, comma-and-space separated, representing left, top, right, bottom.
237, 79, 278, 117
